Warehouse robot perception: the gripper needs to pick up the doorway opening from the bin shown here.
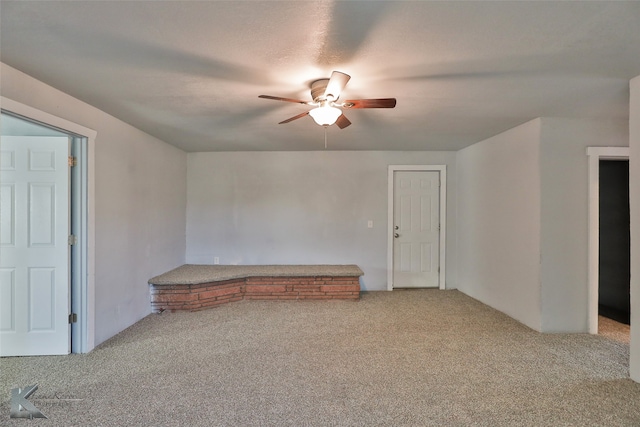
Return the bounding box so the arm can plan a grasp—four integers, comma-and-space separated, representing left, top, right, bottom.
587, 147, 630, 341
1, 100, 95, 354
598, 160, 630, 324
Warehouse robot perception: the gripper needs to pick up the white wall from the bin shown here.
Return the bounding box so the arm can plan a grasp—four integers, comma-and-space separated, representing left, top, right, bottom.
457, 117, 629, 333
539, 118, 628, 332
1, 63, 187, 347
456, 119, 543, 330
630, 76, 640, 382
186, 151, 457, 291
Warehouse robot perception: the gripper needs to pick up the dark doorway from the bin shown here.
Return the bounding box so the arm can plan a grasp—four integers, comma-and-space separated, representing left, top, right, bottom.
598, 160, 630, 324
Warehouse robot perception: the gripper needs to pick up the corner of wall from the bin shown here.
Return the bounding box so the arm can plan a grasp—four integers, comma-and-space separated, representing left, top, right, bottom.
629, 76, 640, 382
2, 62, 190, 348
455, 119, 543, 331
538, 116, 629, 333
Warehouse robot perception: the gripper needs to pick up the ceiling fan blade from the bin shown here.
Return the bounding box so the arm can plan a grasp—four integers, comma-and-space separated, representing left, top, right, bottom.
343, 98, 396, 109
336, 114, 351, 129
259, 95, 310, 105
278, 111, 310, 124
324, 71, 351, 100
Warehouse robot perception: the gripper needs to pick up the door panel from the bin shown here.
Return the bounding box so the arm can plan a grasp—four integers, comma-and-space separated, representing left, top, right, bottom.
29, 268, 56, 331
30, 183, 57, 246
0, 268, 16, 331
0, 136, 70, 356
1, 184, 15, 245
392, 171, 440, 288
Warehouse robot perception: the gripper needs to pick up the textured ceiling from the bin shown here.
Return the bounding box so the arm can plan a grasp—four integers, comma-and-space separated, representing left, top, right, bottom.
1, 1, 640, 152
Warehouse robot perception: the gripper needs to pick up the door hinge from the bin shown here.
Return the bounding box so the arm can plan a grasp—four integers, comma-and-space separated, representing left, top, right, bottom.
68, 156, 77, 167
69, 313, 77, 324
68, 235, 77, 245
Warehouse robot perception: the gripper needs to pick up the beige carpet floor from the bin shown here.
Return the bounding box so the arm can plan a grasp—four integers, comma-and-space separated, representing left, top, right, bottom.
1, 289, 640, 426
599, 315, 631, 344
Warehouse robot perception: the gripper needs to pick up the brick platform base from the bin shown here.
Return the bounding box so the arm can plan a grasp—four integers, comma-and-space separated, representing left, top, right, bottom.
150, 275, 360, 313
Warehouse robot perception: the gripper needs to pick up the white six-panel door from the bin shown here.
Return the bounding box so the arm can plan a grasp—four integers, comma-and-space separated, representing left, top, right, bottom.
1, 136, 71, 356
392, 171, 440, 288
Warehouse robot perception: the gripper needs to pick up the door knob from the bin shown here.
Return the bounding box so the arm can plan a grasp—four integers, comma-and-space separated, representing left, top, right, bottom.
394, 225, 399, 230
394, 233, 400, 238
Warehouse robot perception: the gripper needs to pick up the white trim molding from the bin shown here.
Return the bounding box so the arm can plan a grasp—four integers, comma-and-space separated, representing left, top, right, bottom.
1, 96, 97, 352
387, 165, 447, 291
586, 146, 630, 334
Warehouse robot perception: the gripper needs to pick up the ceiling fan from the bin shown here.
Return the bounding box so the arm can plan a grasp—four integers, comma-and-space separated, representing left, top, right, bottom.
259, 71, 396, 129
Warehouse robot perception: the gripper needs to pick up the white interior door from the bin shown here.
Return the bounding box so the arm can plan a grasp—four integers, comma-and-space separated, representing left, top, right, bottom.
1, 136, 71, 356
392, 171, 440, 288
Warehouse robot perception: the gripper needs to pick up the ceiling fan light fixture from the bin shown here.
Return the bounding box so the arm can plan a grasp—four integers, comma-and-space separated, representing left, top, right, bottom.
259, 70, 395, 130
309, 105, 342, 126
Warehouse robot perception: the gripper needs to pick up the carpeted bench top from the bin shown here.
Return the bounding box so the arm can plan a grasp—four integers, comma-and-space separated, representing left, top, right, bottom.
149, 264, 364, 285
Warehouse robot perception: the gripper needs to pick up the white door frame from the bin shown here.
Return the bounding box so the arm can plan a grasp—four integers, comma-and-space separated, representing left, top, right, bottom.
1, 96, 96, 353
387, 165, 446, 291
587, 146, 630, 334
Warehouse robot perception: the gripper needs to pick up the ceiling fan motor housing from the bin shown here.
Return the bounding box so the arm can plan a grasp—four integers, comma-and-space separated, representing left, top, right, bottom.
310, 79, 331, 102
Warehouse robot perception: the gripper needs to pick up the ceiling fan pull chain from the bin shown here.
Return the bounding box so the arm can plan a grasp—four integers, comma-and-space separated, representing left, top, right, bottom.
324, 126, 328, 149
